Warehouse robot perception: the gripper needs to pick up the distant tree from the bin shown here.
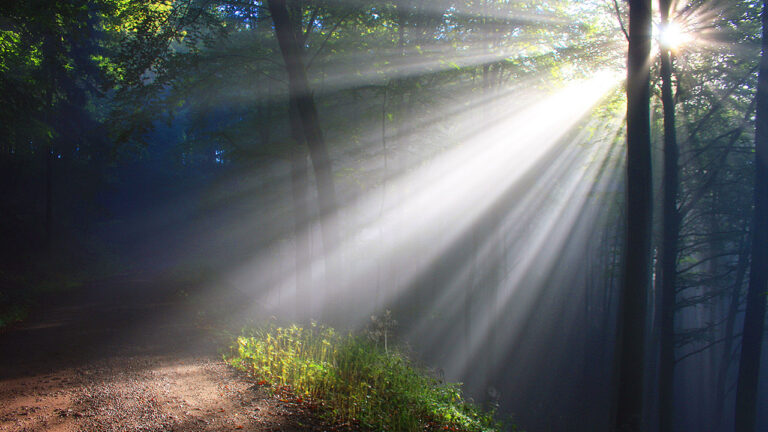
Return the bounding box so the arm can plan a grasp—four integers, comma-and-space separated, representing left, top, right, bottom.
734, 1, 768, 431
656, 0, 680, 431
288, 101, 311, 313
266, 0, 339, 299
658, 3, 760, 428
614, 0, 652, 431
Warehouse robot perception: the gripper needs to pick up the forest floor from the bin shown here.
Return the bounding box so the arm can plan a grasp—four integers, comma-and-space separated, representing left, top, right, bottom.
0, 277, 333, 432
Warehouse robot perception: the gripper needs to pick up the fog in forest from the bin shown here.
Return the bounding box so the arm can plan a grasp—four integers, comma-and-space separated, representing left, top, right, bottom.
1, 1, 766, 431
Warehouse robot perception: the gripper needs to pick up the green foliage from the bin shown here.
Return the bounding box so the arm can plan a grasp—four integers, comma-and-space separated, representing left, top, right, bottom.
227, 323, 505, 432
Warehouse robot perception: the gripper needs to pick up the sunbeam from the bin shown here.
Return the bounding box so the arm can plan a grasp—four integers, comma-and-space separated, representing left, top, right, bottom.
228, 71, 624, 323
2, 1, 763, 431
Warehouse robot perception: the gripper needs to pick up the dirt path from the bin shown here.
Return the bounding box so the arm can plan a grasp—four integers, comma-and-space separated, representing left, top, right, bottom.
0, 277, 327, 432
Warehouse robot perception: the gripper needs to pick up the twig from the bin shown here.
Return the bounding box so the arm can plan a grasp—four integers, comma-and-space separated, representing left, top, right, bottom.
675, 335, 735, 364
611, 0, 629, 41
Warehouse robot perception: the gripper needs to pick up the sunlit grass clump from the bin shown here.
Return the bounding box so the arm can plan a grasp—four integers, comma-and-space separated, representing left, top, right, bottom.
227, 323, 504, 431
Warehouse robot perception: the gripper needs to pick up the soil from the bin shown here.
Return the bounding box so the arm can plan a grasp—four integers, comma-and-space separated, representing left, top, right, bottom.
0, 277, 335, 432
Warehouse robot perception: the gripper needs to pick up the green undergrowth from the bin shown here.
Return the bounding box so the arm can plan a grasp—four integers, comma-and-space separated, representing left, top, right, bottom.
227, 323, 507, 432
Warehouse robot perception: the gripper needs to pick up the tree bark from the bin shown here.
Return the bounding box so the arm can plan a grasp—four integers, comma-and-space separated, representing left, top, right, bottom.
657, 1, 680, 430
614, 0, 652, 431
734, 2, 768, 431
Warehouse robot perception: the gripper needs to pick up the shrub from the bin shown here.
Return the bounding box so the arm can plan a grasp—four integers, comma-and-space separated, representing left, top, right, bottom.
227, 323, 504, 432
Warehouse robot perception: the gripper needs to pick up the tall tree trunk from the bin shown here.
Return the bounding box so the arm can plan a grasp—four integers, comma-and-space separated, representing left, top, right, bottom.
714, 232, 750, 431
734, 2, 768, 431
43, 32, 56, 253
45, 141, 53, 251
267, 0, 339, 296
657, 1, 680, 430
614, 0, 652, 431
289, 102, 311, 319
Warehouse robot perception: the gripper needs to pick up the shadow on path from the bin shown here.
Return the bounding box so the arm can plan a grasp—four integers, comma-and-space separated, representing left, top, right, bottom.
0, 275, 220, 380
0, 276, 336, 432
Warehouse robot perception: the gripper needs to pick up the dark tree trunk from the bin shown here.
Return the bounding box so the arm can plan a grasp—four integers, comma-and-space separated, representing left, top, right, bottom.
43, 32, 56, 253
267, 0, 339, 271
714, 232, 750, 431
734, 2, 768, 431
45, 142, 53, 251
614, 0, 652, 431
657, 1, 680, 430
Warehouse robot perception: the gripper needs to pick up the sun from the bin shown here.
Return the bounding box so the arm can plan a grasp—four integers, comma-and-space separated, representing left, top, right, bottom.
658, 21, 690, 51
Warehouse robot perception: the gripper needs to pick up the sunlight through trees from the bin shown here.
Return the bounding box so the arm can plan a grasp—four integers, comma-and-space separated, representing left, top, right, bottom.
0, 1, 765, 431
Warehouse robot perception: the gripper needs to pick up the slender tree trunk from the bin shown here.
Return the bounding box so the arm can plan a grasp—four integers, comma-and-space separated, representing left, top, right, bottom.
268, 0, 339, 297
645, 245, 662, 430
289, 102, 311, 319
375, 82, 390, 311
714, 232, 750, 431
658, 1, 680, 430
45, 141, 53, 251
734, 2, 768, 431
614, 0, 652, 431
43, 32, 56, 253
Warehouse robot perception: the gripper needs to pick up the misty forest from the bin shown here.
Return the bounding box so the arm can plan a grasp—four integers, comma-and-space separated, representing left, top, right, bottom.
0, 0, 766, 431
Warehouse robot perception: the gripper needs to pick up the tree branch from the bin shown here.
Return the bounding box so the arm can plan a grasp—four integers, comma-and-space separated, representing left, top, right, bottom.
611, 0, 629, 41
675, 336, 731, 364
306, 13, 351, 70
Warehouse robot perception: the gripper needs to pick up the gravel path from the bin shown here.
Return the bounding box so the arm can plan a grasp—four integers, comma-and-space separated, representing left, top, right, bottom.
0, 277, 329, 432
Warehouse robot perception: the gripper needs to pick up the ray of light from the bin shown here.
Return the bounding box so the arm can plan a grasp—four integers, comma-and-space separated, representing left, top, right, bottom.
416, 109, 626, 380
223, 70, 625, 325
